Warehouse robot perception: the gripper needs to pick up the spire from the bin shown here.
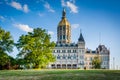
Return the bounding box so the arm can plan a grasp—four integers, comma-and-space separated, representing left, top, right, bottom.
62, 8, 66, 19
78, 29, 85, 42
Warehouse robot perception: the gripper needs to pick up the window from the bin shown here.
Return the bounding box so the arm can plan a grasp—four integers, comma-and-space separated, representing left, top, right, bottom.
68, 56, 71, 59
102, 56, 108, 61
73, 54, 76, 59
63, 35, 65, 39
105, 56, 109, 61
60, 27, 62, 30
82, 50, 84, 53
79, 50, 84, 54
79, 61, 84, 65
82, 61, 84, 65
67, 50, 71, 53
63, 55, 66, 59
80, 56, 83, 59
57, 55, 60, 59
73, 50, 76, 53
90, 57, 92, 61
60, 35, 62, 39
63, 26, 65, 30
62, 50, 64, 53
75, 50, 76, 53
62, 50, 66, 53
57, 50, 60, 53
89, 62, 92, 65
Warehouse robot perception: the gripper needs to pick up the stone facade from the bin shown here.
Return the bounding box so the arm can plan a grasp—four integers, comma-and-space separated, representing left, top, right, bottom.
85, 45, 110, 69
49, 9, 110, 69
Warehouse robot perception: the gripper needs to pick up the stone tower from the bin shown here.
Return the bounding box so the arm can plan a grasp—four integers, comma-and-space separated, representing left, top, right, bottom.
77, 30, 85, 68
57, 8, 71, 44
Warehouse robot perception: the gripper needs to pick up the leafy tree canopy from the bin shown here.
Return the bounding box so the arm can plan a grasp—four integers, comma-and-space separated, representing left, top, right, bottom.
92, 56, 101, 69
0, 27, 14, 69
16, 28, 55, 68
0, 27, 14, 53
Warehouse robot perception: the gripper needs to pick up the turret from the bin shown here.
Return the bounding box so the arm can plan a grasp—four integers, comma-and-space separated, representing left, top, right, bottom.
78, 30, 85, 48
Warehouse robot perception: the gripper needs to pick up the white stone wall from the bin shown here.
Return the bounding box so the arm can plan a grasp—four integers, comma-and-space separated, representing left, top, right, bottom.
51, 46, 78, 69
50, 44, 109, 69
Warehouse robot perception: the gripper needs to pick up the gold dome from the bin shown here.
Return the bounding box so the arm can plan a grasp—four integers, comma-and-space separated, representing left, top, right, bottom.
58, 18, 70, 26
58, 8, 70, 27
57, 8, 71, 44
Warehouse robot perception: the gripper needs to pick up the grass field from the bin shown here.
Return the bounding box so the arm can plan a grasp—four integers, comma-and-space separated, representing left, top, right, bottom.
0, 69, 120, 80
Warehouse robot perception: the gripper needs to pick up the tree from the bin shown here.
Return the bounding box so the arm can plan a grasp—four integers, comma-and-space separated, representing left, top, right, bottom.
16, 28, 55, 68
92, 56, 101, 69
0, 52, 10, 69
0, 27, 14, 69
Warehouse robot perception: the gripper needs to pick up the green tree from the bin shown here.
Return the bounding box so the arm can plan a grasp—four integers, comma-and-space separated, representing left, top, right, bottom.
9, 56, 16, 66
0, 52, 10, 69
92, 56, 101, 69
0, 27, 14, 69
16, 28, 55, 68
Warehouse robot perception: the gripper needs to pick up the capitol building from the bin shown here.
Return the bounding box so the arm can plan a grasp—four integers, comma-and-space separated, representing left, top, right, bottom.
49, 9, 110, 69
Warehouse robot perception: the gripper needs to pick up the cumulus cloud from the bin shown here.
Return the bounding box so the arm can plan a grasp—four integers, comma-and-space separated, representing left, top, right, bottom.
66, 1, 78, 13
61, 0, 78, 13
10, 1, 22, 10
14, 24, 33, 32
23, 4, 29, 13
0, 16, 5, 22
48, 31, 54, 35
10, 1, 29, 13
71, 24, 80, 29
44, 2, 55, 12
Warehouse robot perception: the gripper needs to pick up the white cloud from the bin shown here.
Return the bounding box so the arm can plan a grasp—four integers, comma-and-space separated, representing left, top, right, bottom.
66, 1, 78, 13
44, 2, 55, 13
23, 4, 29, 13
0, 16, 5, 22
10, 1, 29, 13
48, 31, 54, 35
10, 1, 22, 10
71, 24, 80, 29
14, 24, 33, 32
61, 0, 66, 7
61, 0, 78, 13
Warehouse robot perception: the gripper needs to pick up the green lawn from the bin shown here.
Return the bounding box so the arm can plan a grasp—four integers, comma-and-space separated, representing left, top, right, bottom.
0, 69, 120, 80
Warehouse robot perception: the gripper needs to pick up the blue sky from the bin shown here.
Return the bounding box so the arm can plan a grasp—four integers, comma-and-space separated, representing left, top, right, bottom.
0, 0, 120, 69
